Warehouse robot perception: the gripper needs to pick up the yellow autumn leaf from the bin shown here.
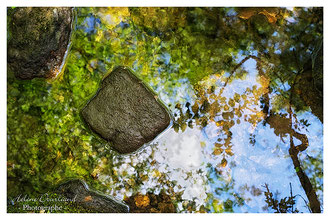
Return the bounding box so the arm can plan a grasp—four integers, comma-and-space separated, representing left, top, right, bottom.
90, 172, 99, 180
238, 8, 257, 20
152, 169, 161, 177
210, 94, 217, 100
225, 148, 234, 156
86, 64, 93, 73
84, 195, 92, 202
238, 8, 278, 24
181, 123, 187, 132
111, 39, 121, 51
95, 29, 103, 42
258, 74, 270, 88
213, 148, 223, 156
256, 111, 265, 119
55, 94, 64, 102
134, 194, 150, 208
216, 120, 225, 127
214, 142, 222, 148
219, 158, 228, 168
259, 9, 278, 24
191, 102, 199, 114
56, 151, 61, 160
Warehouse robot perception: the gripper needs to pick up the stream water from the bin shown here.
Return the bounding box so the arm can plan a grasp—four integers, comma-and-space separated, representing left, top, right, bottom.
7, 7, 323, 213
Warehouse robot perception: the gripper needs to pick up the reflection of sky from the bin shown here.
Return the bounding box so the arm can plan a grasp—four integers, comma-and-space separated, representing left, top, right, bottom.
148, 55, 323, 212
204, 58, 322, 212
104, 53, 323, 213
285, 7, 298, 23
81, 16, 101, 34
221, 59, 321, 212
156, 128, 209, 207
77, 10, 323, 212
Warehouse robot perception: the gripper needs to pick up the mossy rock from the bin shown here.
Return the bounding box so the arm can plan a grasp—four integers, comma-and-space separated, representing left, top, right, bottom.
81, 66, 171, 154
56, 179, 129, 213
7, 7, 73, 79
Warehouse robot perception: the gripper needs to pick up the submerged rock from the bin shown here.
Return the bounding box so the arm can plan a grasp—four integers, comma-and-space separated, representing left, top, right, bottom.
7, 7, 73, 79
56, 179, 129, 213
81, 66, 171, 154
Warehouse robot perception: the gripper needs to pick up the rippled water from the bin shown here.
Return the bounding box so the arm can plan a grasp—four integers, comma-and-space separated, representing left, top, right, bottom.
7, 7, 323, 213
96, 58, 323, 212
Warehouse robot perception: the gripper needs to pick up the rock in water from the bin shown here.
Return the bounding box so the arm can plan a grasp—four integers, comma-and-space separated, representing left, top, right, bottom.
7, 7, 73, 79
81, 66, 171, 154
56, 179, 129, 213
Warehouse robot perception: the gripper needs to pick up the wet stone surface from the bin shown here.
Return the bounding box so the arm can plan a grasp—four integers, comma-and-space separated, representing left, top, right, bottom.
7, 7, 73, 79
56, 179, 129, 213
81, 66, 171, 154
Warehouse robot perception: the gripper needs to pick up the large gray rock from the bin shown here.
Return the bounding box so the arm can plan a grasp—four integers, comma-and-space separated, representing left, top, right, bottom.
7, 7, 73, 79
56, 179, 129, 213
81, 66, 171, 154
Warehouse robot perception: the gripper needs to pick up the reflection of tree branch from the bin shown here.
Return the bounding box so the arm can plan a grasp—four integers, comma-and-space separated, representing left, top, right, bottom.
292, 48, 302, 72
265, 109, 320, 212
262, 183, 299, 213
257, 54, 321, 212
290, 183, 294, 213
295, 194, 312, 213
273, 70, 289, 92
220, 55, 261, 94
288, 80, 321, 212
245, 106, 259, 113
289, 132, 320, 213
263, 183, 280, 213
